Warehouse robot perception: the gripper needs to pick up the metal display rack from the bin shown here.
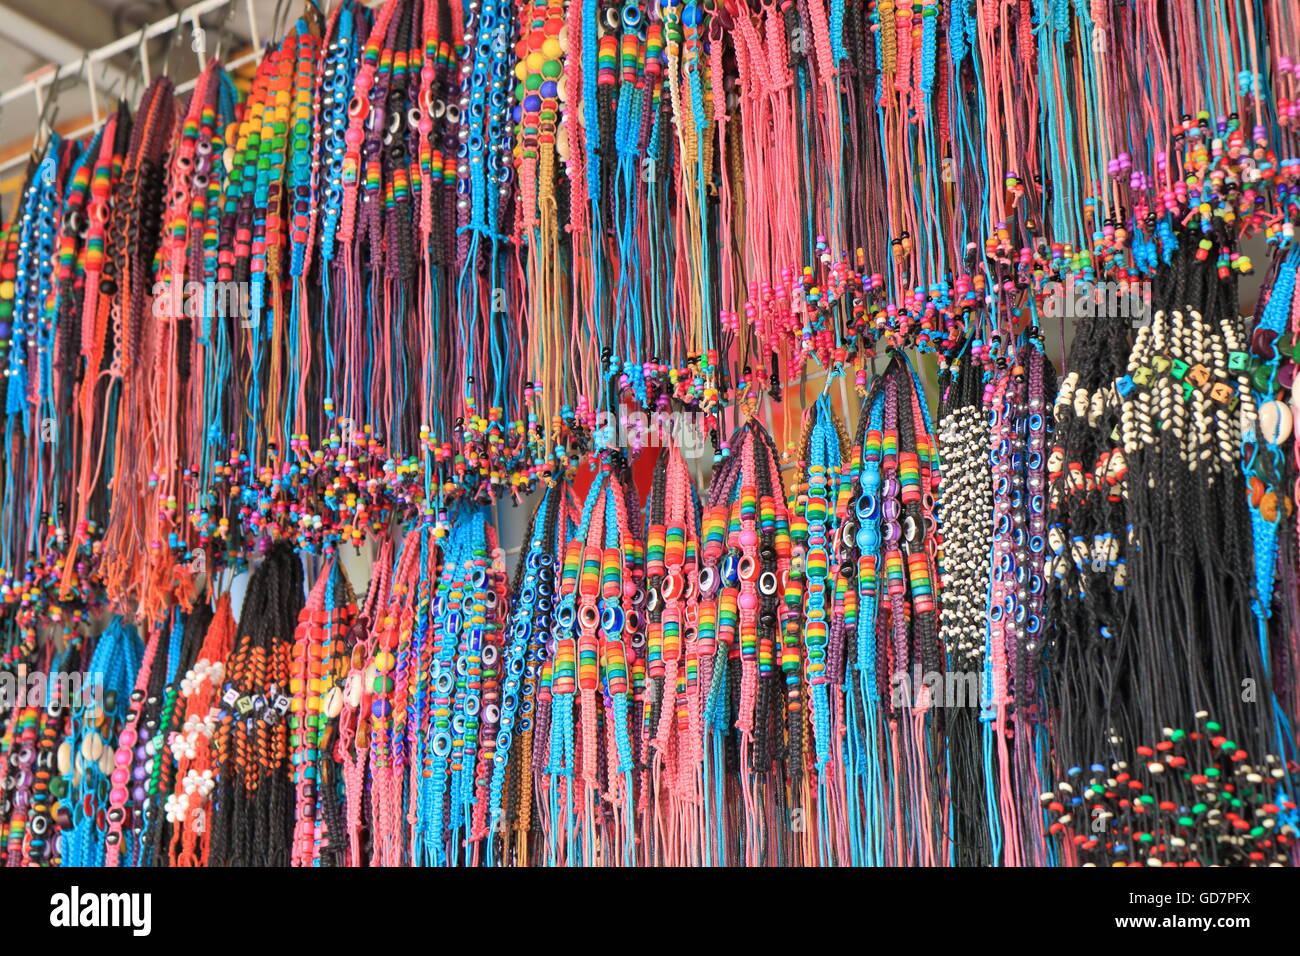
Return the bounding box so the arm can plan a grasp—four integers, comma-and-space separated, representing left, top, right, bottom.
0, 0, 269, 179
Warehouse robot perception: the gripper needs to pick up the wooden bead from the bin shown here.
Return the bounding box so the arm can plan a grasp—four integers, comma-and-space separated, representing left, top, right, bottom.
57, 740, 72, 775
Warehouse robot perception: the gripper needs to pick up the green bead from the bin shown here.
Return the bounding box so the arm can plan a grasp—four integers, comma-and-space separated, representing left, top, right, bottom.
1250, 363, 1275, 392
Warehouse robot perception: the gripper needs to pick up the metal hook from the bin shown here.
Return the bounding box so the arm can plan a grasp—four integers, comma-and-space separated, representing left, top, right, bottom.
60, 53, 90, 97
19, 81, 61, 199
36, 52, 89, 135
32, 99, 60, 154
102, 57, 123, 100
190, 10, 209, 70
162, 10, 186, 78
270, 0, 291, 49
108, 29, 148, 103
38, 53, 90, 144
30, 55, 77, 152
212, 1, 237, 62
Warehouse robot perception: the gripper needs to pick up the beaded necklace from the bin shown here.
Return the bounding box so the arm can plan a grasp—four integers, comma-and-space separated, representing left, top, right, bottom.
2, 136, 63, 589
1243, 247, 1300, 773
3, 0, 1300, 870
288, 557, 355, 865
23, 643, 80, 866
488, 481, 559, 862
166, 595, 234, 867
692, 419, 795, 864
136, 602, 212, 866
543, 458, 643, 864
209, 542, 302, 866
1045, 713, 1295, 866
935, 345, 991, 865
98, 77, 176, 612
640, 442, 695, 825
975, 334, 1057, 867
1, 692, 41, 865
61, 616, 143, 867
102, 615, 170, 866
511, 478, 581, 863
840, 351, 943, 865
361, 527, 421, 865
790, 390, 851, 863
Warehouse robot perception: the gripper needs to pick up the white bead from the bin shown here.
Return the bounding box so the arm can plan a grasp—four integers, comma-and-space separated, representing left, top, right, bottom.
324, 685, 344, 719
82, 731, 104, 762
1258, 399, 1292, 444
